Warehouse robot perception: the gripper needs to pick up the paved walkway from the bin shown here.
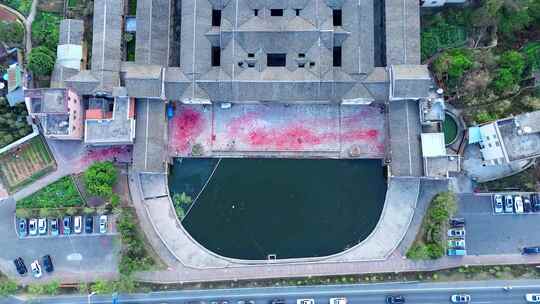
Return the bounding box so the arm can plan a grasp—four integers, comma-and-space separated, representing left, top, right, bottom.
462, 144, 534, 183
168, 104, 386, 158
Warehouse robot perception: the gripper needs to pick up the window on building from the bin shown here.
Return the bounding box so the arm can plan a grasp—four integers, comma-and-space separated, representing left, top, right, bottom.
295, 9, 301, 16
254, 9, 259, 16
310, 61, 315, 67
212, 9, 221, 26
298, 53, 305, 58
248, 62, 255, 68
333, 9, 342, 26
333, 46, 342, 67
298, 63, 305, 68
248, 53, 255, 58
212, 46, 221, 66
270, 9, 283, 16
267, 53, 286, 66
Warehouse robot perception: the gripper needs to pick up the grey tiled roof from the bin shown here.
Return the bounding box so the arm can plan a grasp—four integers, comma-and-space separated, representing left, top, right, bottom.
59, 19, 84, 45
385, 0, 420, 65
135, 0, 171, 66
390, 65, 432, 100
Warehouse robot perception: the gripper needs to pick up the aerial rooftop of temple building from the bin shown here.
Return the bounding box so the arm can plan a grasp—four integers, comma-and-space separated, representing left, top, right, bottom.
58, 0, 425, 104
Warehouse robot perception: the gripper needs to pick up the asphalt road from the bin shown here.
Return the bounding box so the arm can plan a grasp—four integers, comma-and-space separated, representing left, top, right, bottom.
18, 279, 540, 304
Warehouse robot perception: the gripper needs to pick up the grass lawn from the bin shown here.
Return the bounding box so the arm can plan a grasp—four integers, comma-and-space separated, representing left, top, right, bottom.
17, 176, 83, 209
0, 136, 56, 192
67, 0, 78, 7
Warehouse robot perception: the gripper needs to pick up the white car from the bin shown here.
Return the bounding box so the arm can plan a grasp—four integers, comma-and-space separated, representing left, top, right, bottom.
526, 294, 540, 302
29, 219, 38, 236
329, 298, 347, 304
74, 216, 82, 234
493, 194, 504, 213
515, 196, 524, 213
38, 218, 47, 235
99, 215, 108, 234
451, 294, 470, 303
30, 260, 42, 278
297, 299, 314, 304
448, 229, 465, 238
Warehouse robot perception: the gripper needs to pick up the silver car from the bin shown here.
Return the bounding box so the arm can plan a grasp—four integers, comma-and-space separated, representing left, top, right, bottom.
99, 215, 108, 234
493, 194, 503, 213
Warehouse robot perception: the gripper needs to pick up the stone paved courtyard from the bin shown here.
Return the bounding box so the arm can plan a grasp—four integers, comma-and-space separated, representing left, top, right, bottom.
168, 104, 386, 158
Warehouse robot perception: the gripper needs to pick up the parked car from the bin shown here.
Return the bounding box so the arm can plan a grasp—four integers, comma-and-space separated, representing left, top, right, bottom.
515, 196, 524, 213
29, 218, 38, 236
523, 247, 540, 254
85, 216, 93, 233
38, 218, 47, 235
13, 257, 27, 275
524, 197, 533, 213
18, 218, 27, 238
505, 195, 514, 213
329, 298, 347, 304
99, 215, 107, 234
386, 296, 405, 304
50, 219, 59, 236
448, 229, 465, 238
493, 194, 504, 213
238, 300, 255, 304
30, 260, 42, 278
448, 239, 466, 248
297, 299, 314, 304
63, 216, 72, 235
42, 255, 54, 273
74, 215, 82, 234
450, 218, 465, 227
526, 294, 540, 303
532, 194, 540, 212
447, 249, 467, 256
451, 294, 471, 303
271, 299, 285, 304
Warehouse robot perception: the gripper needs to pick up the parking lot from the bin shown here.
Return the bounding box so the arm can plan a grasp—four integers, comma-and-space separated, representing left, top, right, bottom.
17, 215, 116, 239
456, 193, 540, 255
0, 198, 119, 282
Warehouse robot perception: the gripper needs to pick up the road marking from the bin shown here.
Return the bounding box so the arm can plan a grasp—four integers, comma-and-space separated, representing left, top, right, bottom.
67, 253, 82, 261
405, 101, 412, 175
144, 99, 150, 170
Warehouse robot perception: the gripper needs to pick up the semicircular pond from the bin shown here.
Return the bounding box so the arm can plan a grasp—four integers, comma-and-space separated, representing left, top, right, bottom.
169, 158, 387, 260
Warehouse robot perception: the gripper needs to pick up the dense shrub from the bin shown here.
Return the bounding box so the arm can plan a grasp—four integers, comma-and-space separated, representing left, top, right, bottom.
0, 21, 24, 46
83, 161, 118, 199
117, 210, 155, 275
0, 98, 32, 148
0, 280, 17, 296
407, 192, 457, 260
18, 176, 83, 208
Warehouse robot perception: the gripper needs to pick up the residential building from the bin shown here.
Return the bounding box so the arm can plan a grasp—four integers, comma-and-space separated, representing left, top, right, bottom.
25, 88, 84, 140
469, 111, 540, 166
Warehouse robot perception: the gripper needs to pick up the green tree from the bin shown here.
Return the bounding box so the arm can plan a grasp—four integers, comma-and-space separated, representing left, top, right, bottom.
523, 42, 540, 71
84, 162, 118, 199
433, 49, 473, 84
27, 46, 56, 77
492, 68, 517, 93
499, 50, 525, 75
31, 12, 61, 51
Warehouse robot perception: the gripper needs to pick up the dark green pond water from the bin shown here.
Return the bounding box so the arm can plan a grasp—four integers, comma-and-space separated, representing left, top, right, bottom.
169, 158, 387, 260
443, 113, 458, 145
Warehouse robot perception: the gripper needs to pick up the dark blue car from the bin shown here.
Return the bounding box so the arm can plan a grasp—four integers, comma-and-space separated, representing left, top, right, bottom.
18, 218, 27, 238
